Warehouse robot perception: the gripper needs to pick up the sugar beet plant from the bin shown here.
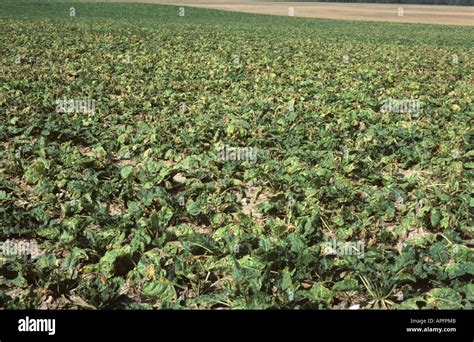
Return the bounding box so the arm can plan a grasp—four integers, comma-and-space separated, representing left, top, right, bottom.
0, 0, 473, 309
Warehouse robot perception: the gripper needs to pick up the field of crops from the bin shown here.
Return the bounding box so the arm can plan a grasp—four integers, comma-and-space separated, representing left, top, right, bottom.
1, 0, 473, 310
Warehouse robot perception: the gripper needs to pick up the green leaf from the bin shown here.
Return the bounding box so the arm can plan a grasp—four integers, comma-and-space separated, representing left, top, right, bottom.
150, 206, 174, 232
306, 283, 333, 305
429, 242, 449, 264
281, 267, 293, 291
186, 199, 201, 216
464, 284, 474, 302
332, 277, 359, 291
120, 165, 134, 180
396, 297, 424, 309
428, 288, 462, 309
142, 281, 176, 301
430, 210, 441, 228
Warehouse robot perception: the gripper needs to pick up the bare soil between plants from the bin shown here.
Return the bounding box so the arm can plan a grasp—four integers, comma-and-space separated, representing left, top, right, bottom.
102, 1, 474, 26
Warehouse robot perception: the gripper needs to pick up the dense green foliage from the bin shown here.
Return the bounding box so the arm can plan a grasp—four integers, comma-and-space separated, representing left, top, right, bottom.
0, 1, 473, 309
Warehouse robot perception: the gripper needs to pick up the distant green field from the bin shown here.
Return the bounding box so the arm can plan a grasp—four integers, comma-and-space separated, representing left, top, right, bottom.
1, 0, 473, 309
